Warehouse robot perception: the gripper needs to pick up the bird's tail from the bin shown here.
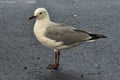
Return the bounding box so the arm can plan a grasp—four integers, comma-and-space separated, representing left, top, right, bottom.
89, 34, 107, 40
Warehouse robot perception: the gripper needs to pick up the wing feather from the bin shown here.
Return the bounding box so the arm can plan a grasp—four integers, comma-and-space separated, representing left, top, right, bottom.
45, 24, 91, 45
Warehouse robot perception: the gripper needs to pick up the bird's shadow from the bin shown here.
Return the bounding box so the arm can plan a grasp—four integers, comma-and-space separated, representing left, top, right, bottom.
34, 69, 96, 80
45, 70, 84, 80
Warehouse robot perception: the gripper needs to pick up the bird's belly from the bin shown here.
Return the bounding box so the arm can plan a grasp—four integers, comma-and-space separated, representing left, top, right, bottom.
34, 31, 80, 49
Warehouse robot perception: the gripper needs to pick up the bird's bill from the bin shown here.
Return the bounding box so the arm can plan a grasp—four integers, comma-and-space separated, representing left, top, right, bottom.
29, 16, 36, 20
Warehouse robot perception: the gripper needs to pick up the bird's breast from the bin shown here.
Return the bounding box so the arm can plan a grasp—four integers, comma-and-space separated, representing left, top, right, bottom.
34, 25, 63, 49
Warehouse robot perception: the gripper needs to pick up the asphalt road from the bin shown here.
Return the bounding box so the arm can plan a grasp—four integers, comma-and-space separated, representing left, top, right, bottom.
0, 0, 120, 80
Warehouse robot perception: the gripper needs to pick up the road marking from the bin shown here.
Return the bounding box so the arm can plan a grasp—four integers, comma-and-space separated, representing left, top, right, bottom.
0, 0, 36, 4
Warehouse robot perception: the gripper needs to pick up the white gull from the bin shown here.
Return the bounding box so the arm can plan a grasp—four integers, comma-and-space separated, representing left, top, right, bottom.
29, 8, 107, 69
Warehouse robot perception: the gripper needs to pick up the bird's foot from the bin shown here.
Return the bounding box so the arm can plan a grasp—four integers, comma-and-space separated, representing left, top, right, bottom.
47, 63, 59, 69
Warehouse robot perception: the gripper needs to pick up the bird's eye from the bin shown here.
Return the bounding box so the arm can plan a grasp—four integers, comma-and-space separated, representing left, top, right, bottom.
40, 12, 42, 15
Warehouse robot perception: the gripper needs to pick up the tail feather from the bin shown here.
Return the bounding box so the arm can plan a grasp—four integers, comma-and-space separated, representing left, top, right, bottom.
89, 34, 107, 40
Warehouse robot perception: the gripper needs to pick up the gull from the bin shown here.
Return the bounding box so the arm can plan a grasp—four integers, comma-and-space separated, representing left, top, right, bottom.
29, 8, 107, 69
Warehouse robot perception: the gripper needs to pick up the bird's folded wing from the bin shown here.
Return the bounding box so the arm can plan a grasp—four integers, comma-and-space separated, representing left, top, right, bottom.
45, 24, 91, 45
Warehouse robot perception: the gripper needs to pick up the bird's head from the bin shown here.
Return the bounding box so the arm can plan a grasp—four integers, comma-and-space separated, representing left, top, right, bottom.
29, 8, 49, 20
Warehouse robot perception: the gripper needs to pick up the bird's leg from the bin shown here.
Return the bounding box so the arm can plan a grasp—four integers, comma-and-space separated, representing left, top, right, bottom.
47, 50, 60, 69
57, 50, 60, 65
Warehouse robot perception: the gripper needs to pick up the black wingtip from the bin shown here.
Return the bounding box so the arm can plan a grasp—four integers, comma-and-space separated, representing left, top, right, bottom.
89, 34, 107, 40
102, 35, 107, 38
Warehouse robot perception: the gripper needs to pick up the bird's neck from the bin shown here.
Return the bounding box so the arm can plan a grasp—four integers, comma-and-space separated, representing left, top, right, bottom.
35, 17, 51, 30
36, 16, 50, 25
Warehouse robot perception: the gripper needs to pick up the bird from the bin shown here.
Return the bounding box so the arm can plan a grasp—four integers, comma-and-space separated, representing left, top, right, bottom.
29, 8, 107, 69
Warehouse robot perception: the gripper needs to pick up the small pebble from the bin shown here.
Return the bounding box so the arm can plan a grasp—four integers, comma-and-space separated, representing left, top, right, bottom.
24, 67, 28, 69
73, 14, 77, 18
37, 57, 40, 59
81, 75, 84, 78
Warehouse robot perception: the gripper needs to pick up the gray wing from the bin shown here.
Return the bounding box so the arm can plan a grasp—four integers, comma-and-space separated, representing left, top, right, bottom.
45, 24, 91, 45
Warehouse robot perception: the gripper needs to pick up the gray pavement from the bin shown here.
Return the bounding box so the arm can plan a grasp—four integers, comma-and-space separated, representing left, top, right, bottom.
0, 0, 120, 80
